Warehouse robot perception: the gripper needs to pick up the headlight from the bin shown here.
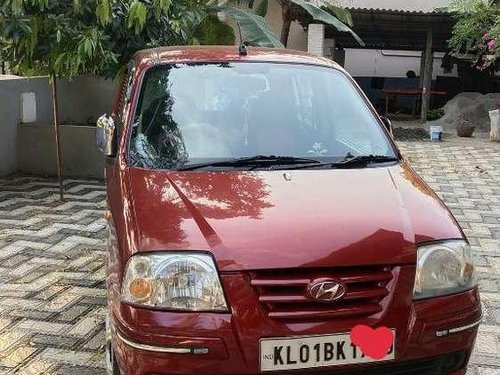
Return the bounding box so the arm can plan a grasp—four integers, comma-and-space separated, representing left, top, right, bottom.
413, 240, 476, 300
121, 253, 228, 311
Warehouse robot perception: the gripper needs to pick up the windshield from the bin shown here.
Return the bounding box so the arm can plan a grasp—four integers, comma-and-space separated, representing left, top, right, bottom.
129, 62, 395, 170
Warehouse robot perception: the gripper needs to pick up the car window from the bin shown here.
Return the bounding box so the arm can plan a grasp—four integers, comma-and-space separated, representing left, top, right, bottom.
129, 63, 394, 170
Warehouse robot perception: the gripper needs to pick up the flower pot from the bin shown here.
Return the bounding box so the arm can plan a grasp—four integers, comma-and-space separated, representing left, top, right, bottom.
456, 123, 475, 137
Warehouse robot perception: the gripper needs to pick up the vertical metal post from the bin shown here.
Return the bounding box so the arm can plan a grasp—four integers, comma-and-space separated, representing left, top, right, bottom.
51, 74, 64, 201
421, 29, 434, 123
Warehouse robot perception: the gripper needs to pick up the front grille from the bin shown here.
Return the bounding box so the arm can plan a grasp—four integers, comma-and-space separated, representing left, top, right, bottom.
252, 350, 468, 375
250, 266, 394, 321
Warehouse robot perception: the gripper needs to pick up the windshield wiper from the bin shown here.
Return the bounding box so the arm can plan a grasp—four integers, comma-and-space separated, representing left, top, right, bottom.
282, 154, 399, 170
176, 155, 322, 171
332, 154, 399, 168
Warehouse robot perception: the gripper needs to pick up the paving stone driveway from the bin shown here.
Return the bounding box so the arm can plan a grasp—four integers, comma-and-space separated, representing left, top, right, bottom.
0, 136, 499, 374
0, 180, 107, 374
398, 136, 500, 375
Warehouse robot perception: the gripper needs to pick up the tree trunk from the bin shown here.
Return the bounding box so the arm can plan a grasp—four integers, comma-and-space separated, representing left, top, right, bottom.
421, 30, 433, 124
50, 74, 64, 201
279, 0, 292, 47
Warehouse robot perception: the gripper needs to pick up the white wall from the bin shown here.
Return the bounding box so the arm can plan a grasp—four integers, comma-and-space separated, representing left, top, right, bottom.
308, 24, 325, 56
344, 49, 458, 78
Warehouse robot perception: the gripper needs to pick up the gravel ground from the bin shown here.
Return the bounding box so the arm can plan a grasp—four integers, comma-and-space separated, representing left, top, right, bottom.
393, 127, 430, 141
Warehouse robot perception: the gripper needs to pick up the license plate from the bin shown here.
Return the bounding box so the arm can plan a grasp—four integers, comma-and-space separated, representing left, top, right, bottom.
260, 331, 395, 372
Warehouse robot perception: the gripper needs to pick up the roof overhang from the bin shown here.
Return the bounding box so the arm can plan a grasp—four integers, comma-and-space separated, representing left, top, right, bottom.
298, 8, 454, 51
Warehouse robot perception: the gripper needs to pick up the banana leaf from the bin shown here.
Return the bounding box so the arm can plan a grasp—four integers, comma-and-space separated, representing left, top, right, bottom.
289, 0, 364, 46
216, 6, 284, 48
255, 0, 269, 17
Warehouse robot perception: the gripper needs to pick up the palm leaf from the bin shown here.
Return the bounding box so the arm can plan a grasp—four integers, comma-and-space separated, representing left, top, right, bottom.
216, 6, 284, 48
288, 0, 364, 46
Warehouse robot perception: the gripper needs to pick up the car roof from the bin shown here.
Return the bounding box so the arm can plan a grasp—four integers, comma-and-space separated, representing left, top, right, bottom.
133, 45, 341, 69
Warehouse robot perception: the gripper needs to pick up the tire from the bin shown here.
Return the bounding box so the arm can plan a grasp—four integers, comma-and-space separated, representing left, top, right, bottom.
106, 342, 121, 375
106, 313, 121, 375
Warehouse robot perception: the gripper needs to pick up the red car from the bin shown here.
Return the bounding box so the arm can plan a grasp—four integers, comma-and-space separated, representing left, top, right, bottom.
97, 46, 481, 375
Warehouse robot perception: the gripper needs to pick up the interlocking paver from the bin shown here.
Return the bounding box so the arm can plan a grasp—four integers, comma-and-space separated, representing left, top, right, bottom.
0, 177, 106, 374
17, 358, 56, 375
0, 133, 498, 373
399, 134, 500, 374
0, 345, 37, 368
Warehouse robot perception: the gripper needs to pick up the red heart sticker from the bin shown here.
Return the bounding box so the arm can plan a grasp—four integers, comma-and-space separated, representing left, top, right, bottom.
350, 325, 394, 360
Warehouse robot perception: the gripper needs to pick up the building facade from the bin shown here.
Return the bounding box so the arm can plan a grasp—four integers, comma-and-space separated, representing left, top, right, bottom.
246, 0, 457, 80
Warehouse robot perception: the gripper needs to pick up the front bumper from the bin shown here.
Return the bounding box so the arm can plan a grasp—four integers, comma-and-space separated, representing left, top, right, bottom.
110, 287, 480, 375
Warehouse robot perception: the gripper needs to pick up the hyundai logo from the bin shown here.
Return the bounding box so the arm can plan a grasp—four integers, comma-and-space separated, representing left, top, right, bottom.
307, 279, 347, 302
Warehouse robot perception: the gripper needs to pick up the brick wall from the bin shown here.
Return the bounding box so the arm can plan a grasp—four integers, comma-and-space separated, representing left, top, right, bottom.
307, 24, 325, 56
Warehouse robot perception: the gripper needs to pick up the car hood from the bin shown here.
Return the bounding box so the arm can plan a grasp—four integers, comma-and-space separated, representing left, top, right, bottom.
127, 163, 463, 271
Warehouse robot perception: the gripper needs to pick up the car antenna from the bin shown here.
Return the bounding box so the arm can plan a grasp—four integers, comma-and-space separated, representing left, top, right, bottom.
236, 22, 247, 56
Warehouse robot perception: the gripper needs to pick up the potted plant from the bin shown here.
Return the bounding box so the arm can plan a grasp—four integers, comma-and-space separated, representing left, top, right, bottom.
456, 119, 476, 137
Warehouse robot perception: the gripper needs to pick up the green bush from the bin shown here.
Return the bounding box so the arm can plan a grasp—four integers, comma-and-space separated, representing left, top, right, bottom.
427, 108, 445, 121
448, 0, 499, 70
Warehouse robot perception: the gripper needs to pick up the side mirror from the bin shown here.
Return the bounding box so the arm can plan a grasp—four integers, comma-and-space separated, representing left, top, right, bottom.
380, 116, 394, 137
96, 114, 117, 157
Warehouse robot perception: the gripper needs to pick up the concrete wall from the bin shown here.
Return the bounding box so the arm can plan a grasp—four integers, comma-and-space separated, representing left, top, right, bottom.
17, 124, 104, 179
0, 77, 24, 176
344, 49, 459, 79
57, 76, 117, 125
14, 76, 116, 125
0, 77, 52, 176
0, 75, 115, 177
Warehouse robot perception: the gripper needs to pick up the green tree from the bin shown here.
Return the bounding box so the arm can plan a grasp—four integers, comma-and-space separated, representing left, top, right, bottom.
448, 0, 499, 70
0, 0, 118, 77
193, 14, 236, 45
0, 0, 280, 199
0, 0, 281, 78
0, 0, 122, 199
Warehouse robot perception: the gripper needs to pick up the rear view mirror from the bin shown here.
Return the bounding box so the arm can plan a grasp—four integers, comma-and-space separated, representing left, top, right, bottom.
96, 114, 117, 157
380, 116, 394, 137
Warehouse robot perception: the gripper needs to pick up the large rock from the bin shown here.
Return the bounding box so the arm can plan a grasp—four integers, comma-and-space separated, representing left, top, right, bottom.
430, 92, 500, 131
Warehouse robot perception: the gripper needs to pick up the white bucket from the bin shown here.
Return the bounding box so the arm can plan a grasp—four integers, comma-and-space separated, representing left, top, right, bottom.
489, 109, 500, 142
430, 125, 443, 141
